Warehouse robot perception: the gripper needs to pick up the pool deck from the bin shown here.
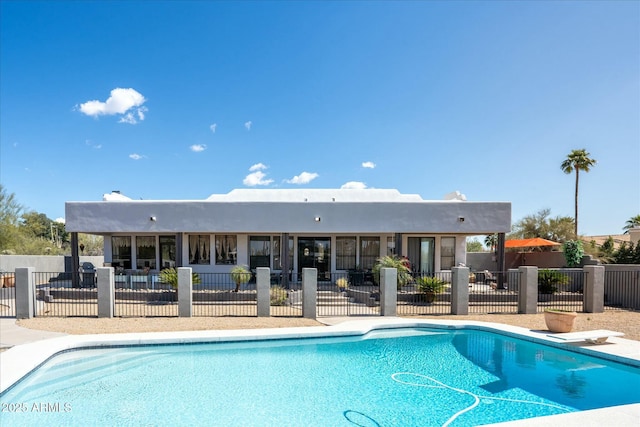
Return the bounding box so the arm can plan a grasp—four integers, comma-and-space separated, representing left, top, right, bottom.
1, 317, 639, 426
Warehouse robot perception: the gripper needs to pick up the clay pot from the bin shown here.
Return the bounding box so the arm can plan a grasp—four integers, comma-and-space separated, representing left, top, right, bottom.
544, 310, 577, 333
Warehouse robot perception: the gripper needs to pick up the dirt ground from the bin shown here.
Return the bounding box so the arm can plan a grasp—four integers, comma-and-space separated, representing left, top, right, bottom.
16, 310, 640, 341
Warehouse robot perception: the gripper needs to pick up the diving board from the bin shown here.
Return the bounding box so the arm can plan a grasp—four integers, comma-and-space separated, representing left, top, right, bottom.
547, 330, 624, 344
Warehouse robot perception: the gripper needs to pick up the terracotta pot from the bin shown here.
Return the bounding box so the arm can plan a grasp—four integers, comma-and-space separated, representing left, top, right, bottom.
544, 310, 577, 333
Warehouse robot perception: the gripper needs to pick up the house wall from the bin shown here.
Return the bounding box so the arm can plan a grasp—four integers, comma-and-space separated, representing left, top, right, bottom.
65, 200, 511, 234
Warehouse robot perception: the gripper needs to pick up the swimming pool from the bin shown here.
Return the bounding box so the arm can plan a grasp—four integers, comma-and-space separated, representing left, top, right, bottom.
1, 323, 639, 426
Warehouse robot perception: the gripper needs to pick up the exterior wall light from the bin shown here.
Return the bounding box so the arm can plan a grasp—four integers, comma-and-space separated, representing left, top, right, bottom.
458, 216, 465, 222
150, 216, 157, 221
314, 217, 321, 222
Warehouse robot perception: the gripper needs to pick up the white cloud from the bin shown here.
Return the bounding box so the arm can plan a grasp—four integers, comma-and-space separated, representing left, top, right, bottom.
244, 121, 252, 131
210, 123, 217, 133
244, 163, 273, 186
362, 161, 376, 169
244, 171, 273, 186
129, 153, 144, 160
78, 88, 147, 124
190, 144, 207, 152
286, 172, 319, 185
54, 217, 65, 224
341, 181, 367, 189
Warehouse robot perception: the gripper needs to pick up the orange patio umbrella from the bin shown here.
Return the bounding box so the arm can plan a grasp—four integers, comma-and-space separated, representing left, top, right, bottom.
504, 238, 561, 249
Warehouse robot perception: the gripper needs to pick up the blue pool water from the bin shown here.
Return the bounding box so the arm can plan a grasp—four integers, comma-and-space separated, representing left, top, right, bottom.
1, 328, 639, 426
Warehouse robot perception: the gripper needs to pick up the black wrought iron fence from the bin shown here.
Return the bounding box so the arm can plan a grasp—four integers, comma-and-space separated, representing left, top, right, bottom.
604, 269, 640, 311
114, 273, 178, 317
397, 272, 452, 316
316, 272, 379, 317
469, 270, 520, 314
0, 271, 16, 317
193, 273, 257, 317
536, 269, 584, 312
34, 272, 97, 317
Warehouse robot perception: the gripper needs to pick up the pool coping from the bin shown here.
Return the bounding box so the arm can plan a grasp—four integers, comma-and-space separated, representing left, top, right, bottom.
1, 318, 639, 426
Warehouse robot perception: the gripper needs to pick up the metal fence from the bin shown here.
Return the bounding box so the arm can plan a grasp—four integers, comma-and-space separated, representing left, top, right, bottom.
192, 273, 257, 317
114, 273, 178, 317
397, 272, 452, 315
605, 269, 640, 311
468, 270, 520, 314
316, 272, 379, 317
536, 269, 585, 313
34, 272, 98, 317
0, 272, 16, 317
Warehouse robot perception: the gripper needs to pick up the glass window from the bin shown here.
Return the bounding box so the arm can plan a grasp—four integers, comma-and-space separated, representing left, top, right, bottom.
136, 236, 156, 270
189, 235, 211, 265
273, 236, 293, 270
440, 237, 456, 270
387, 236, 396, 257
249, 236, 270, 269
159, 235, 176, 269
336, 236, 357, 270
215, 235, 237, 265
360, 237, 380, 270
111, 236, 132, 270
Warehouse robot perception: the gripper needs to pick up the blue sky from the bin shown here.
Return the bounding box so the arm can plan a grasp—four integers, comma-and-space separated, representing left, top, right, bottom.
1, 1, 638, 236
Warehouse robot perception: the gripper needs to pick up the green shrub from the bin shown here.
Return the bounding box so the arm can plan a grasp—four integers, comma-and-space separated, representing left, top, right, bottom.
158, 268, 201, 289
538, 269, 570, 294
372, 256, 412, 290
415, 276, 446, 294
563, 240, 584, 267
270, 286, 288, 306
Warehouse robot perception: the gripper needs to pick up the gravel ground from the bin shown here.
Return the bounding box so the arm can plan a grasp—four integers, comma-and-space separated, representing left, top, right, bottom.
16, 310, 640, 341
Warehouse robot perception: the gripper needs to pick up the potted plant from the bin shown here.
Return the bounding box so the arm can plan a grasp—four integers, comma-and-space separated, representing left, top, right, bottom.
158, 268, 201, 300
335, 277, 349, 292
544, 308, 577, 333
230, 265, 251, 292
372, 256, 412, 290
415, 276, 446, 303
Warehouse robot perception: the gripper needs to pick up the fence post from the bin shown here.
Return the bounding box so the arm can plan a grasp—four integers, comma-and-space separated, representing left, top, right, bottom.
256, 267, 270, 317
451, 267, 469, 315
380, 267, 397, 316
302, 268, 317, 319
97, 267, 114, 318
584, 265, 604, 313
178, 267, 193, 317
518, 266, 538, 314
15, 267, 35, 319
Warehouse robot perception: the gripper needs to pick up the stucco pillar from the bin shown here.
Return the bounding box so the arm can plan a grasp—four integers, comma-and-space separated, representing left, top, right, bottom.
177, 267, 192, 317
302, 268, 317, 319
15, 267, 35, 319
518, 266, 538, 314
256, 267, 270, 317
380, 267, 397, 316
584, 265, 604, 313
451, 267, 469, 315
97, 267, 114, 318
281, 233, 290, 289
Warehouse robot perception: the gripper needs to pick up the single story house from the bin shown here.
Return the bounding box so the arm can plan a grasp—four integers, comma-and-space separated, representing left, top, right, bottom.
64, 189, 511, 281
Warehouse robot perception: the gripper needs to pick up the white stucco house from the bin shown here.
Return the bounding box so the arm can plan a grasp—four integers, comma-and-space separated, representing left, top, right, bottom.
64, 189, 511, 280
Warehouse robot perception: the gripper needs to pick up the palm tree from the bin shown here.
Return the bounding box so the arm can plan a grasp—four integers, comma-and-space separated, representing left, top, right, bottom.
623, 215, 640, 233
561, 149, 596, 237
